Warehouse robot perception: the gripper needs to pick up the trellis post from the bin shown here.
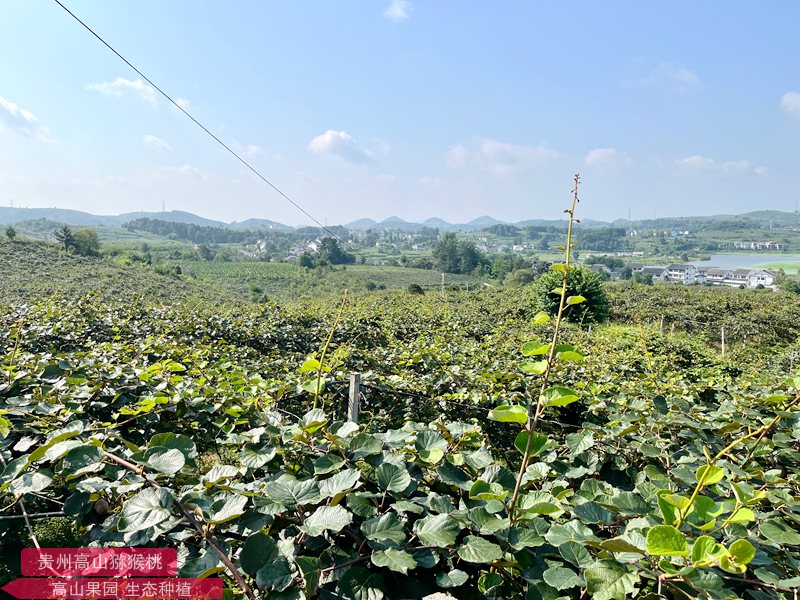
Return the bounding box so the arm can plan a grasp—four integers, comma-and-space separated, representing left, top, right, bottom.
347, 373, 361, 423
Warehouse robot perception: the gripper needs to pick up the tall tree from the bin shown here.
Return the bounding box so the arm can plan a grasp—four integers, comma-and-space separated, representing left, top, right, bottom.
54, 225, 75, 251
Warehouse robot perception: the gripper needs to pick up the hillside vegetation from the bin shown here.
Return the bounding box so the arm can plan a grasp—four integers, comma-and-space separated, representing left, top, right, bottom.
1, 239, 800, 599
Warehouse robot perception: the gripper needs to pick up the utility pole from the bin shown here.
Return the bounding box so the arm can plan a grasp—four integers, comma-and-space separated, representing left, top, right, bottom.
441, 273, 445, 301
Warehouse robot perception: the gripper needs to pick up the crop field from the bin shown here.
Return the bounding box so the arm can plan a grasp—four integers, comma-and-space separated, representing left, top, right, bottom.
754, 261, 800, 276
0, 240, 221, 305
182, 260, 483, 300
2, 240, 800, 599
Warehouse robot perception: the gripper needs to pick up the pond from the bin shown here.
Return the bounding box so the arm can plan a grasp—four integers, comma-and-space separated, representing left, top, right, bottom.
689, 253, 800, 270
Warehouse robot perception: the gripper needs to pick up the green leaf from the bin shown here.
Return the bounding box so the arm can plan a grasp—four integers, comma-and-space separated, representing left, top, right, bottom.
559, 541, 594, 567
696, 464, 724, 486
487, 404, 528, 423
146, 448, 185, 477
646, 525, 688, 556
314, 454, 345, 475
39, 440, 83, 463
375, 463, 412, 493
584, 560, 639, 600
300, 505, 353, 537
600, 537, 645, 554
520, 360, 548, 374
532, 311, 550, 325
361, 512, 407, 544
760, 519, 800, 545
265, 478, 321, 508
349, 433, 383, 457
518, 491, 559, 515
436, 570, 468, 588
208, 493, 248, 524
149, 433, 197, 467
558, 350, 584, 363
240, 532, 279, 576
513, 431, 549, 456
320, 468, 362, 498
296, 556, 321, 597
478, 572, 503, 596
371, 549, 417, 575
240, 445, 276, 470
727, 507, 754, 523
469, 480, 508, 502
203, 464, 240, 484
545, 520, 599, 546
338, 567, 385, 600
573, 501, 615, 525
521, 341, 550, 356
300, 408, 328, 433
566, 295, 586, 305
413, 513, 461, 547
8, 470, 53, 495
256, 558, 294, 592
728, 539, 755, 565
566, 432, 594, 455
543, 566, 581, 590
691, 535, 728, 567
299, 358, 320, 373
118, 488, 174, 532
541, 386, 579, 407
418, 447, 444, 464
62, 446, 103, 474
415, 430, 447, 453
456, 535, 503, 563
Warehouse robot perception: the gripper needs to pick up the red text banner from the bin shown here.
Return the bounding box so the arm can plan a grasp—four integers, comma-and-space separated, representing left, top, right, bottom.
21, 548, 178, 577
1, 577, 222, 599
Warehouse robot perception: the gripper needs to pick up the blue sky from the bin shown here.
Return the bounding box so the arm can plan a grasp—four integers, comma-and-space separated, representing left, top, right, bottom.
0, 1, 798, 225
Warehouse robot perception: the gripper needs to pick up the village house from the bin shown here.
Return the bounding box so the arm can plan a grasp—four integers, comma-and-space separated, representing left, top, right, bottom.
666, 264, 697, 284
641, 266, 668, 282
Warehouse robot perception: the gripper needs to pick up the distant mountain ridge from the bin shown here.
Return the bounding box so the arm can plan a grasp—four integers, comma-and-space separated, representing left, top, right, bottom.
2, 206, 799, 233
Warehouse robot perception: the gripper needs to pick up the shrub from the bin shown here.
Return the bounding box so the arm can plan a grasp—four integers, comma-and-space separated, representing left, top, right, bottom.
531, 265, 610, 323
407, 283, 425, 295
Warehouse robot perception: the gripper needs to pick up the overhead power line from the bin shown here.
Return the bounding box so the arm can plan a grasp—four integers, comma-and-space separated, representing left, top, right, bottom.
52, 0, 352, 249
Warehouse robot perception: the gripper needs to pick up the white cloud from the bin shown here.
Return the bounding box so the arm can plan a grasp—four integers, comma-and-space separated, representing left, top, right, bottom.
722, 159, 750, 173
780, 91, 800, 118
244, 145, 264, 157
143, 134, 171, 152
584, 148, 632, 170
0, 96, 52, 141
676, 155, 764, 175
175, 97, 191, 111
448, 138, 562, 175
676, 155, 715, 169
158, 164, 202, 178
446, 145, 469, 169
307, 130, 372, 165
86, 77, 158, 106
639, 62, 702, 94
384, 0, 412, 21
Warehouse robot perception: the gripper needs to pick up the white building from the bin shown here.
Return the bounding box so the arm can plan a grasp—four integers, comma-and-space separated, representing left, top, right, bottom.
666, 264, 697, 284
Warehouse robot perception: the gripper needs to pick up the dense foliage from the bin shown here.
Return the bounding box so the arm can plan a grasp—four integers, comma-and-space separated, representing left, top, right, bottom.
1, 278, 800, 598
532, 266, 611, 324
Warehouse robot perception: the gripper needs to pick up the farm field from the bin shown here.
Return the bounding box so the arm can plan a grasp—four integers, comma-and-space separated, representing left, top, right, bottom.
2, 239, 800, 599
754, 261, 800, 277
182, 260, 484, 301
